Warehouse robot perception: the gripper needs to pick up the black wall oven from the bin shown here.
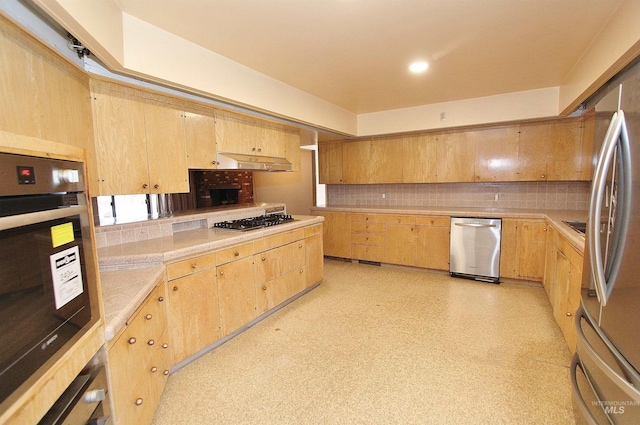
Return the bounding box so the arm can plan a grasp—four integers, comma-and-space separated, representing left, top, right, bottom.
0, 152, 100, 409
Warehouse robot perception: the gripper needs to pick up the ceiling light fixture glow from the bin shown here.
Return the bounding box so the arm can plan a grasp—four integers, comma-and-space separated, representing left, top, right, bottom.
409, 61, 429, 73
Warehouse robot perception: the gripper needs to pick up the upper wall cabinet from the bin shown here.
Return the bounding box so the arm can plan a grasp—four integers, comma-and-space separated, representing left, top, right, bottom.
215, 110, 284, 157
184, 105, 217, 170
90, 80, 189, 195
318, 116, 593, 185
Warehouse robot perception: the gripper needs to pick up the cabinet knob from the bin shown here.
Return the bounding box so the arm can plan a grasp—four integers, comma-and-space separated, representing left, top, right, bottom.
191, 263, 198, 269
262, 285, 267, 291
212, 161, 216, 165
135, 398, 144, 406
142, 184, 148, 189
163, 370, 170, 376
300, 269, 304, 273
220, 271, 224, 276
162, 343, 169, 349
151, 366, 158, 373
262, 257, 266, 261
541, 175, 545, 179
299, 244, 303, 248
147, 339, 155, 346
145, 314, 152, 320
128, 337, 136, 345
154, 184, 159, 189
234, 251, 239, 257
257, 148, 262, 152
252, 147, 256, 151
173, 286, 179, 292
566, 312, 572, 317
158, 296, 164, 302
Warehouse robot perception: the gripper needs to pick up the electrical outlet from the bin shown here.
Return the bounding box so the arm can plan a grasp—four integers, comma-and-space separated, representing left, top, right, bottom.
440, 112, 446, 121
494, 194, 499, 201
382, 193, 386, 199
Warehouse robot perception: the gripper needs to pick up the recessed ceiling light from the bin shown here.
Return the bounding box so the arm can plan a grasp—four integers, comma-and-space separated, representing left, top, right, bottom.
409, 61, 429, 73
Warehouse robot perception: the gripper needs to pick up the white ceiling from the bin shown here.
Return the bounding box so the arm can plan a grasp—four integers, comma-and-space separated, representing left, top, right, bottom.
116, 0, 621, 115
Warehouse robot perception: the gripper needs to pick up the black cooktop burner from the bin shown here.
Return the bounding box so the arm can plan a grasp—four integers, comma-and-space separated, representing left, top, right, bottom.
213, 214, 295, 231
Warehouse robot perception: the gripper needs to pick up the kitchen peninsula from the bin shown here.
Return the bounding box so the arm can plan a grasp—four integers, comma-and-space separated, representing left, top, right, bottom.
96, 204, 323, 425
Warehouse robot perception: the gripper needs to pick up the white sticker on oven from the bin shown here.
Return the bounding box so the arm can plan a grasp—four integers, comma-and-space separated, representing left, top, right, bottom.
50, 245, 84, 309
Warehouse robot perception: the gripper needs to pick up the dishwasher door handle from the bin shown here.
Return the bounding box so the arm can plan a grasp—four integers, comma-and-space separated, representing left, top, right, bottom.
454, 223, 497, 228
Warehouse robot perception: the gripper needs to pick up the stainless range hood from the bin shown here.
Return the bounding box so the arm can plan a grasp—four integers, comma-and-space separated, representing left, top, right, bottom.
216, 152, 293, 171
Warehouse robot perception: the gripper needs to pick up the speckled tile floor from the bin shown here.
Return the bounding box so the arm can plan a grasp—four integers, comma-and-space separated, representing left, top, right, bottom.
152, 259, 575, 425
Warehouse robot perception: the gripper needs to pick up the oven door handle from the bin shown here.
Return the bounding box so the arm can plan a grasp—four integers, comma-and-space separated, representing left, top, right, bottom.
0, 205, 87, 231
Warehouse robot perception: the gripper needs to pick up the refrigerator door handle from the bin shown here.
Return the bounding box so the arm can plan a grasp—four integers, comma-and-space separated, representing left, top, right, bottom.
570, 354, 602, 425
588, 110, 632, 306
576, 307, 640, 402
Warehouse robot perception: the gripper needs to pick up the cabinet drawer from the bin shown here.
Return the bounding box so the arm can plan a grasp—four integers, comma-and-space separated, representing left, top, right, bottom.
166, 252, 216, 280
351, 233, 384, 246
351, 244, 384, 262
351, 222, 384, 233
216, 242, 254, 265
382, 215, 415, 225
351, 214, 383, 223
415, 215, 450, 227
255, 240, 305, 283
253, 228, 305, 252
304, 224, 322, 238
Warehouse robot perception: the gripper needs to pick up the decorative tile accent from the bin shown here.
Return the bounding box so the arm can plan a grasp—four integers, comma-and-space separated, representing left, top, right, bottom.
327, 181, 590, 211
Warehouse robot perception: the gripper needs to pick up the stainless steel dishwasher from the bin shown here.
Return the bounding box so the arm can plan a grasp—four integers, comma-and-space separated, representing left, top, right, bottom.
449, 217, 502, 283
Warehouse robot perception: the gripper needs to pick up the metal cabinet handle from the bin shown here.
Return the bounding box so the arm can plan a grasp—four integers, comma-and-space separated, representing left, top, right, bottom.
299, 244, 303, 248
158, 296, 164, 302
135, 398, 144, 406
145, 314, 152, 320
262, 257, 266, 261
128, 337, 136, 345
234, 251, 239, 257
164, 370, 170, 376
151, 366, 158, 373
162, 343, 168, 349
220, 271, 224, 276
147, 340, 155, 346
262, 285, 267, 290
154, 184, 159, 189
191, 263, 198, 269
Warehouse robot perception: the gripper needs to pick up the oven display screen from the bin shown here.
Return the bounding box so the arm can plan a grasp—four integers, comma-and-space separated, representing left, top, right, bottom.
17, 166, 35, 184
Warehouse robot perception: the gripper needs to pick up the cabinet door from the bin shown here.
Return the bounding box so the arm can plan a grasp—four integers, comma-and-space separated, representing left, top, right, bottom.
184, 107, 216, 169
342, 140, 371, 183
402, 133, 438, 183
168, 268, 221, 364
318, 141, 344, 184
543, 227, 557, 297
415, 216, 450, 271
217, 256, 256, 337
318, 212, 351, 258
305, 230, 324, 288
260, 125, 286, 158
436, 131, 475, 182
517, 220, 547, 281
143, 98, 189, 194
500, 219, 519, 279
472, 126, 519, 182
284, 130, 301, 171
547, 119, 583, 180
214, 110, 258, 155
578, 112, 596, 181
370, 138, 403, 183
517, 122, 549, 181
384, 222, 416, 266
91, 84, 148, 195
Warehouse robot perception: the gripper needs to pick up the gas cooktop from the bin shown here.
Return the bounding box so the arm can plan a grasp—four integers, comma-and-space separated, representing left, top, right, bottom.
213, 214, 295, 231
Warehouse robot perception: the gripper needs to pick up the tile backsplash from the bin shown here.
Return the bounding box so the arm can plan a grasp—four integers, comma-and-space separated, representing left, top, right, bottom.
326, 181, 590, 211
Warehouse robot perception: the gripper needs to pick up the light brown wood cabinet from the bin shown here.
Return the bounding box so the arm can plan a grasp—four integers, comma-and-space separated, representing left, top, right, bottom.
500, 219, 547, 281
543, 226, 584, 352
317, 212, 351, 258
351, 214, 385, 262
108, 280, 170, 425
384, 215, 417, 266
415, 216, 450, 270
90, 81, 189, 195
217, 253, 256, 337
184, 105, 217, 169
304, 224, 324, 288
318, 116, 591, 185
215, 110, 290, 158
166, 253, 220, 365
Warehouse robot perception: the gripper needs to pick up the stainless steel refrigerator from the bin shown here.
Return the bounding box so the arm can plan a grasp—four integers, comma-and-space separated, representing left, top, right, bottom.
571, 61, 640, 424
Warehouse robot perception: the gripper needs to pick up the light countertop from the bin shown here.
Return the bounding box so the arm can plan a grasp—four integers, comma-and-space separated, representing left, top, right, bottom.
98, 214, 323, 341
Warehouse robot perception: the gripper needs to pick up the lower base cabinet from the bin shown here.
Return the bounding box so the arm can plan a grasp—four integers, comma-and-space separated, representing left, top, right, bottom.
543, 226, 584, 352
107, 280, 170, 425
500, 219, 547, 281
218, 255, 257, 337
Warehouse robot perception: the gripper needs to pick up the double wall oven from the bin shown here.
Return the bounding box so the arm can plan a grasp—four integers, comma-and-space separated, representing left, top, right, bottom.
0, 151, 102, 420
